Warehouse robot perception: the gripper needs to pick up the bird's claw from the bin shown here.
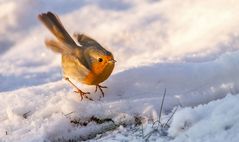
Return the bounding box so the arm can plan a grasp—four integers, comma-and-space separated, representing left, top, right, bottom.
95, 85, 107, 98
74, 90, 93, 101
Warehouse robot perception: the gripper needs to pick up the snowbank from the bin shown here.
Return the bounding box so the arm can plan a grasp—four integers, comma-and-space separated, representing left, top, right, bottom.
0, 0, 239, 141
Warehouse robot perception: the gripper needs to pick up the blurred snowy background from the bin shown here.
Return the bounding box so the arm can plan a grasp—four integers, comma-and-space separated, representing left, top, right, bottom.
1, 0, 239, 141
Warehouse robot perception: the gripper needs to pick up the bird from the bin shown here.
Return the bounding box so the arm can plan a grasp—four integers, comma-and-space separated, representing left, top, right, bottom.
38, 12, 116, 100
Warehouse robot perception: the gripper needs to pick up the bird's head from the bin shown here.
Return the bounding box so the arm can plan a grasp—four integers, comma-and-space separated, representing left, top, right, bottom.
86, 46, 116, 75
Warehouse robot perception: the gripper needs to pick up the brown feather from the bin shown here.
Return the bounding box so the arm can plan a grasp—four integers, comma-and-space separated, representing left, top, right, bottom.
73, 33, 99, 46
45, 39, 73, 54
38, 12, 76, 46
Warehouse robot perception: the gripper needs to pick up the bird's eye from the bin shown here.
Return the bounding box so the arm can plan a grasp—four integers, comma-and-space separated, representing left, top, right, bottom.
98, 58, 103, 62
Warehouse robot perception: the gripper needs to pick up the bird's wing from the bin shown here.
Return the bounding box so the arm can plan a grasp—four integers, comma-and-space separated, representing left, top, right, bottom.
44, 38, 74, 54
62, 54, 90, 81
73, 33, 99, 47
76, 53, 91, 71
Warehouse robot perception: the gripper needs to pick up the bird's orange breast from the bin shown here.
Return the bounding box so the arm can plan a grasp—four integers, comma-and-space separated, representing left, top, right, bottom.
82, 62, 115, 85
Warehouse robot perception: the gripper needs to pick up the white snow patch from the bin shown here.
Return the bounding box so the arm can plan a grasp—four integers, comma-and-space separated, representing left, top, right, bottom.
0, 0, 239, 141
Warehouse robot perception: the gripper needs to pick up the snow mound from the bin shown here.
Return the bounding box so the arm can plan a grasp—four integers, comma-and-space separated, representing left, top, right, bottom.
0, 0, 239, 141
169, 94, 239, 142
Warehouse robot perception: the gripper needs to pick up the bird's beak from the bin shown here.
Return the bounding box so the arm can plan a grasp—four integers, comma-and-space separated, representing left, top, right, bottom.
109, 59, 117, 63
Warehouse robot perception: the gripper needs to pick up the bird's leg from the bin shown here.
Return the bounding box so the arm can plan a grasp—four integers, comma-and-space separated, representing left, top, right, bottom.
95, 84, 108, 97
64, 77, 93, 101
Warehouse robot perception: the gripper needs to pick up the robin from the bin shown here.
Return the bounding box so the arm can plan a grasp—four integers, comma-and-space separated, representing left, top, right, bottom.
38, 12, 116, 100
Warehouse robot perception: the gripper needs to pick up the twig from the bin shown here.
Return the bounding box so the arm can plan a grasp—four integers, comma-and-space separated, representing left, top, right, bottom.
152, 88, 167, 129
23, 111, 31, 119
163, 107, 178, 128
64, 111, 75, 117
143, 89, 168, 141
158, 88, 167, 124
142, 88, 179, 141
144, 129, 159, 141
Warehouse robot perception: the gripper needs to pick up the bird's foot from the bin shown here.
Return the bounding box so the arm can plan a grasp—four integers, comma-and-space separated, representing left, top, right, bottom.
74, 89, 93, 101
95, 85, 107, 98
64, 77, 93, 101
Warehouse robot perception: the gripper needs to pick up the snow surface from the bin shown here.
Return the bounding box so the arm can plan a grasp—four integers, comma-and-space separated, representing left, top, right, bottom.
0, 0, 239, 141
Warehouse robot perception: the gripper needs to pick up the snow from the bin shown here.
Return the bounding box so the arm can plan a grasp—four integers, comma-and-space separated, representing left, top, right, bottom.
97, 94, 239, 142
168, 94, 239, 142
0, 0, 239, 141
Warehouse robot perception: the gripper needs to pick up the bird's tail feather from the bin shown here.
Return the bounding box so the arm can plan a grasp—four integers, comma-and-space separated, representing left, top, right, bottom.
38, 12, 77, 54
